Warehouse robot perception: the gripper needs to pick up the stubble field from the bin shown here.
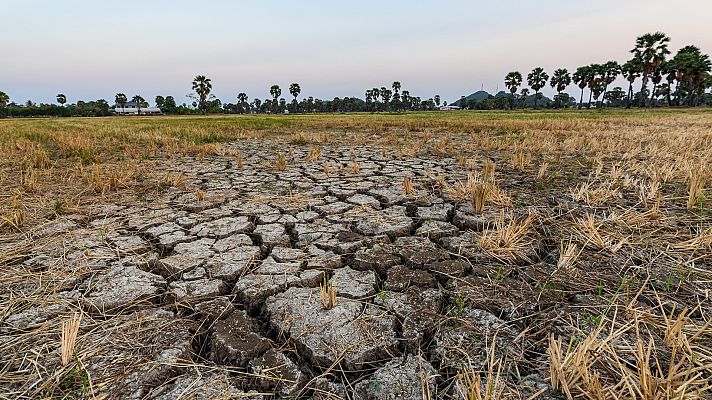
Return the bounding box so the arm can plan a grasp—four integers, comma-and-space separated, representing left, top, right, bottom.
1, 110, 711, 399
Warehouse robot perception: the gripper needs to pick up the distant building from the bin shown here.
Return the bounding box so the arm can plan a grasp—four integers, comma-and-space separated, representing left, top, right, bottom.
438, 105, 461, 110
113, 100, 162, 115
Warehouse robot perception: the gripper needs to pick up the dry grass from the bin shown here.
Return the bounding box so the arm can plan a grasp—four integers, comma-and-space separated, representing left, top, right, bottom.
1, 110, 711, 398
320, 274, 337, 310
60, 313, 82, 367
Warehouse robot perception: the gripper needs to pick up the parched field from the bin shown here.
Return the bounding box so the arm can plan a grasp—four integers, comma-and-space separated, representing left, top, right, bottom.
1, 110, 711, 399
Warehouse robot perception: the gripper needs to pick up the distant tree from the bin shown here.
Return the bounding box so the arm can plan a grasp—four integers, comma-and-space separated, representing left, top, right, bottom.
279, 98, 287, 113
631, 32, 670, 107
504, 71, 523, 110
56, 94, 67, 107
155, 96, 165, 110
380, 87, 392, 111
253, 98, 262, 113
572, 66, 591, 109
289, 83, 301, 112
597, 61, 620, 107
115, 93, 128, 113
192, 75, 213, 114
434, 94, 441, 107
604, 87, 626, 106
527, 67, 549, 108
549, 69, 571, 108
132, 95, 145, 115
164, 96, 177, 113
401, 90, 411, 111
0, 91, 8, 108
391, 82, 401, 110
460, 95, 466, 109
270, 85, 281, 112
237, 92, 249, 113
519, 88, 529, 109
621, 60, 642, 108
671, 45, 712, 106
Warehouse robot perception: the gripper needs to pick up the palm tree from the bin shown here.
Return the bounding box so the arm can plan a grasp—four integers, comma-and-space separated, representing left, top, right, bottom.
270, 85, 281, 112
661, 61, 678, 106
572, 66, 591, 109
504, 71, 523, 110
600, 61, 620, 106
380, 87, 392, 111
392, 81, 401, 94
434, 95, 441, 107
527, 67, 549, 108
401, 90, 411, 111
549, 69, 571, 108
115, 93, 128, 113
192, 75, 213, 114
132, 95, 145, 115
585, 64, 602, 108
621, 61, 641, 108
56, 94, 67, 107
289, 83, 301, 113
631, 32, 670, 107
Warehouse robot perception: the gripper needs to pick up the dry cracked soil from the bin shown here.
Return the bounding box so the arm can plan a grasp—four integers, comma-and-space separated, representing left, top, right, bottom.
3, 132, 708, 400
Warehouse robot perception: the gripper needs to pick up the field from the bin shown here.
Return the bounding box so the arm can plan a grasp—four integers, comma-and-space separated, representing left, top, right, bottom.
1, 110, 711, 399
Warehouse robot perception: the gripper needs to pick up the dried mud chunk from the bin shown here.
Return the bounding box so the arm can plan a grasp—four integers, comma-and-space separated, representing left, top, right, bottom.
431, 308, 522, 373
192, 296, 236, 323
415, 220, 459, 240
234, 270, 322, 312
82, 264, 166, 314
331, 266, 377, 299
416, 202, 453, 222
169, 278, 226, 304
265, 287, 397, 371
250, 349, 307, 397
385, 265, 436, 291
354, 206, 414, 237
151, 371, 249, 400
211, 310, 271, 366
351, 244, 400, 275
354, 355, 438, 400
190, 216, 253, 239
375, 287, 443, 349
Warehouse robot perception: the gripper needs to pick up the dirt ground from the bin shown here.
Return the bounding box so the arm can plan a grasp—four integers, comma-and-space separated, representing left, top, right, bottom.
1, 111, 711, 399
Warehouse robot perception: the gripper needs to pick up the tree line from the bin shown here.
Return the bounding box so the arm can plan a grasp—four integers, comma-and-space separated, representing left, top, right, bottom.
495, 32, 712, 110
1, 32, 710, 118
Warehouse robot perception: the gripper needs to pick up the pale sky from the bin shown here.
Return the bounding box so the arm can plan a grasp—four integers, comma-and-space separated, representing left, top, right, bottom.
2, 0, 711, 105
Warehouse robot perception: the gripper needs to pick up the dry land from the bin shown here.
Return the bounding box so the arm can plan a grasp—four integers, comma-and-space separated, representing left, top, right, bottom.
1, 110, 711, 399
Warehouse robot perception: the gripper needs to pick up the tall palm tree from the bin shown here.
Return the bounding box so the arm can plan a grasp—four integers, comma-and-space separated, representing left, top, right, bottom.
0, 91, 9, 109
380, 87, 392, 111
527, 67, 549, 108
392, 81, 401, 94
434, 95, 441, 107
132, 95, 145, 115
115, 93, 128, 113
192, 75, 213, 114
504, 71, 523, 110
549, 69, 571, 108
572, 66, 591, 109
600, 61, 620, 106
585, 64, 602, 108
401, 90, 411, 111
631, 32, 670, 107
289, 83, 301, 112
270, 85, 281, 112
621, 61, 641, 108
56, 94, 67, 107
661, 61, 678, 106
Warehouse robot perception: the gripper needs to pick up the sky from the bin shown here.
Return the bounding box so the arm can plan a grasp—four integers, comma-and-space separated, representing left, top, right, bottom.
2, 0, 711, 105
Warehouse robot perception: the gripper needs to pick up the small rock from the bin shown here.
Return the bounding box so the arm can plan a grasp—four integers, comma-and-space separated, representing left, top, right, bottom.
211, 310, 272, 367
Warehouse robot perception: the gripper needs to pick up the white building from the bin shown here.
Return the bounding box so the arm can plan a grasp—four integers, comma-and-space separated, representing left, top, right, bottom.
114, 100, 162, 115
438, 105, 461, 111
